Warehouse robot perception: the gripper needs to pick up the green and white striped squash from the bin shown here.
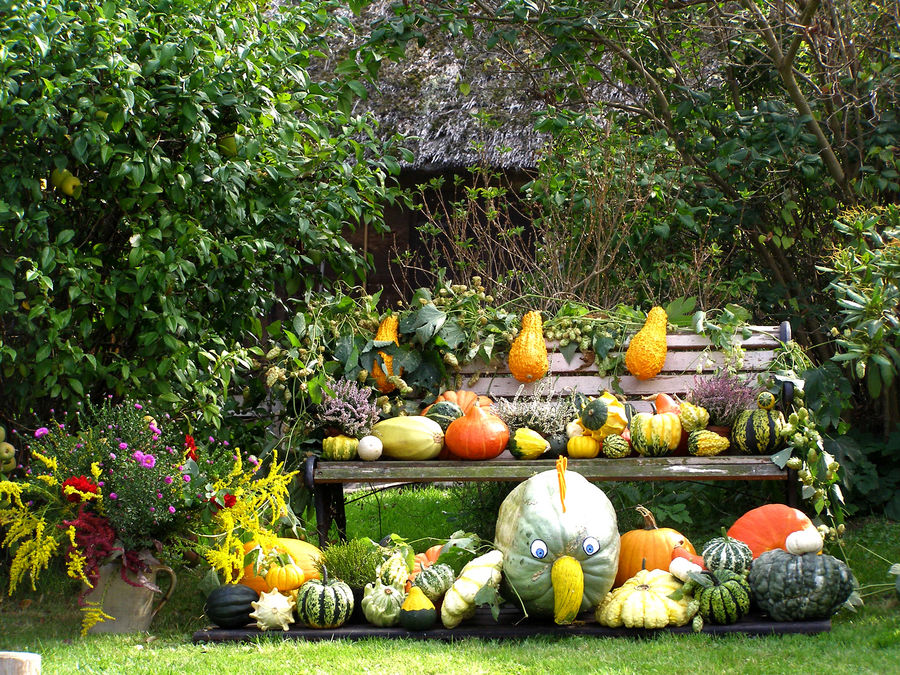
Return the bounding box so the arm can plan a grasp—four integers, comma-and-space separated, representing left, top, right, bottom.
412, 562, 455, 604
378, 550, 411, 590
694, 569, 751, 625
630, 411, 681, 457
701, 533, 753, 575
601, 433, 631, 459
424, 401, 464, 432
731, 395, 785, 455
295, 573, 354, 629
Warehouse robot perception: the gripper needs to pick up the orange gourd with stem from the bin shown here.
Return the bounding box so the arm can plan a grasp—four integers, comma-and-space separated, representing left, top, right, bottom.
615, 505, 696, 587
443, 404, 509, 461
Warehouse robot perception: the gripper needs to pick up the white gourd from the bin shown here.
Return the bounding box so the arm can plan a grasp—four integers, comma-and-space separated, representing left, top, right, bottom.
440, 550, 504, 629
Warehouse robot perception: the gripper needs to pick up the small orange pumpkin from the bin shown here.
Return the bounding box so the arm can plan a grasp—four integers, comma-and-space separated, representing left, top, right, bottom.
443, 404, 509, 461
425, 390, 493, 414
614, 505, 696, 587
239, 537, 322, 593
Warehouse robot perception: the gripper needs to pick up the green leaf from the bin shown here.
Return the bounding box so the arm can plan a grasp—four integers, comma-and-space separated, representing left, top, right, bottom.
770, 447, 793, 469
399, 304, 447, 344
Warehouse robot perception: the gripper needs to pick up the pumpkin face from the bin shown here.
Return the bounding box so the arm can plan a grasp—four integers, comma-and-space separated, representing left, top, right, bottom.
726, 504, 822, 558
494, 467, 620, 623
443, 404, 510, 461
615, 506, 695, 587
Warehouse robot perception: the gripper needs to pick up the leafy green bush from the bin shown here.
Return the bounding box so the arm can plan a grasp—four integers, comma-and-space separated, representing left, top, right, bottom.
0, 0, 406, 425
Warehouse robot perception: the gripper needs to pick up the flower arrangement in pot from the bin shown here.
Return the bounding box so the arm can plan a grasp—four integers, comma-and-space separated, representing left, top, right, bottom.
685, 372, 759, 437
0, 396, 297, 634
315, 377, 381, 460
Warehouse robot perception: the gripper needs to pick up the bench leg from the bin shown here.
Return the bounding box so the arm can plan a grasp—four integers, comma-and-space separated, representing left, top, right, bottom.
313, 484, 348, 546
786, 468, 800, 508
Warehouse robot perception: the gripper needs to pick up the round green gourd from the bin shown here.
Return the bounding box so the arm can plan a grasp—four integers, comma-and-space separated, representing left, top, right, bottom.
424, 401, 464, 432
601, 434, 630, 459
695, 569, 751, 625
399, 586, 438, 630
701, 533, 753, 575
378, 550, 410, 590
412, 562, 455, 604
748, 549, 855, 621
546, 433, 569, 458
580, 398, 609, 431
295, 573, 355, 629
361, 580, 404, 627
494, 468, 620, 620
204, 584, 260, 629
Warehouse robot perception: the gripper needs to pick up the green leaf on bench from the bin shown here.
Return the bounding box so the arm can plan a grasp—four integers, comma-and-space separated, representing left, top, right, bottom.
770, 447, 793, 469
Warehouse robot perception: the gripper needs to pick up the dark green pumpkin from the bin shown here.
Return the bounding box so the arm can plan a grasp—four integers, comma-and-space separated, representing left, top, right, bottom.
695, 570, 751, 625
580, 398, 609, 431
295, 572, 355, 629
748, 549, 855, 621
204, 584, 259, 629
546, 433, 569, 458
731, 395, 785, 454
399, 586, 437, 631
424, 401, 464, 431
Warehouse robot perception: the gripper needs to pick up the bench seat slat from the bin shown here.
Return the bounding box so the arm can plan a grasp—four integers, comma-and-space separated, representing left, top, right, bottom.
313, 456, 786, 483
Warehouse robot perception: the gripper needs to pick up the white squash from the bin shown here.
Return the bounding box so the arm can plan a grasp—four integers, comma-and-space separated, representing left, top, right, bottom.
440, 549, 503, 629
357, 435, 383, 461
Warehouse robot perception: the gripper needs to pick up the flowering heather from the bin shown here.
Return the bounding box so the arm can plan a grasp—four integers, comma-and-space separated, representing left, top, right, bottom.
316, 377, 380, 437
686, 372, 759, 427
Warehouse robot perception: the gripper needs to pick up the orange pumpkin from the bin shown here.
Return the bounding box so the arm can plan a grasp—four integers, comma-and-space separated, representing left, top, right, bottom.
405, 543, 444, 591
615, 505, 696, 587
443, 404, 509, 461
425, 390, 493, 414
239, 537, 322, 593
726, 504, 822, 558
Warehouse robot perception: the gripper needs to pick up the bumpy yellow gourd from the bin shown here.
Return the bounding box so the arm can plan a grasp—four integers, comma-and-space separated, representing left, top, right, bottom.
624, 307, 668, 380
595, 568, 692, 629
508, 311, 549, 383
687, 429, 730, 456
677, 400, 710, 432
372, 315, 401, 393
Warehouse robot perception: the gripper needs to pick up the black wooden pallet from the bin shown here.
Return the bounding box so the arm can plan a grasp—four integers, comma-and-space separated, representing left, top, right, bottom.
192, 607, 830, 643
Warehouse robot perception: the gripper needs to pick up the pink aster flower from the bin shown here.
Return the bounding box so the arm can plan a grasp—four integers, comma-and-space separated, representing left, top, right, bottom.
164, 476, 173, 484
34, 427, 50, 438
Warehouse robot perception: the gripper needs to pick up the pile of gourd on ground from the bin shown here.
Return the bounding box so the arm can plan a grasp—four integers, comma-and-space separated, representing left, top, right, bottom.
203, 464, 854, 634
322, 387, 785, 462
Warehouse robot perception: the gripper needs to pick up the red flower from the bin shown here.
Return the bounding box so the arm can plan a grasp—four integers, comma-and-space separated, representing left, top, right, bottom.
61, 475, 99, 503
207, 492, 236, 513
184, 434, 198, 462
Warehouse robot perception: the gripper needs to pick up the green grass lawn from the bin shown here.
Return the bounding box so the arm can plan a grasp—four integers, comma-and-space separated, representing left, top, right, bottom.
2, 487, 899, 674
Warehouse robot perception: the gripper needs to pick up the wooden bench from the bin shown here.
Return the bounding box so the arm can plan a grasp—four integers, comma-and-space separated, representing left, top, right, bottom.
304, 322, 795, 546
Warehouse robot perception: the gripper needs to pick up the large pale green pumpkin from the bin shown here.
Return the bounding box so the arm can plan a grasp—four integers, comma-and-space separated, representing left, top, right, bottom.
494, 468, 620, 623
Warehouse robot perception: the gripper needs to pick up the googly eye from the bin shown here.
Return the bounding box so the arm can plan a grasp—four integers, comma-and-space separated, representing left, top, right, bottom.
582, 536, 600, 556
530, 539, 548, 559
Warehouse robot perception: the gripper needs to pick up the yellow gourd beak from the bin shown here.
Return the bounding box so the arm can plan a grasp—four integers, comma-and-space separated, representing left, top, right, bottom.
551, 555, 584, 625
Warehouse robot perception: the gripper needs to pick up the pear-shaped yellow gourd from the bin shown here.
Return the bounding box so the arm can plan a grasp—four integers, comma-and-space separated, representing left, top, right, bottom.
372, 315, 401, 393
624, 307, 668, 380
508, 311, 548, 383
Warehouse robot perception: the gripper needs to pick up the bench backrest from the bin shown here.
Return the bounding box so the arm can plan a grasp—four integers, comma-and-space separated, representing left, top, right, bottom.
458, 322, 791, 413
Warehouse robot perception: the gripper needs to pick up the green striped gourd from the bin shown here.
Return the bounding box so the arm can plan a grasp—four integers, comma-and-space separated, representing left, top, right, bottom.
731, 392, 785, 454
694, 569, 751, 625
424, 401, 464, 431
412, 562, 455, 604
601, 433, 631, 458
630, 411, 682, 456
687, 429, 730, 456
295, 572, 355, 629
678, 400, 710, 432
701, 531, 753, 575
378, 550, 411, 590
